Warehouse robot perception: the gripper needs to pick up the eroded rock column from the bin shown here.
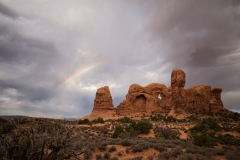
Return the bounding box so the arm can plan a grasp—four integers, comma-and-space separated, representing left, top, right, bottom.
92, 86, 114, 113
171, 68, 186, 110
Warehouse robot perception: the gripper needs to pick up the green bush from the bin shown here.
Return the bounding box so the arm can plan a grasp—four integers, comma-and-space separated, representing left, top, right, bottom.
78, 118, 90, 124
192, 130, 215, 148
111, 125, 124, 138
217, 134, 240, 146
118, 117, 133, 123
202, 118, 221, 131
132, 120, 152, 134
190, 118, 222, 147
92, 117, 104, 124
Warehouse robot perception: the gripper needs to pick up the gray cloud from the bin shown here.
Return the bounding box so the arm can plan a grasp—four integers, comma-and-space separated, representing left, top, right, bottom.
0, 2, 19, 19
0, 0, 240, 118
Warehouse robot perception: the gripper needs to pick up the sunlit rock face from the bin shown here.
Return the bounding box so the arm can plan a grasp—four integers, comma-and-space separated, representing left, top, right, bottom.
115, 83, 172, 116
90, 68, 225, 117
170, 68, 225, 113
92, 86, 114, 113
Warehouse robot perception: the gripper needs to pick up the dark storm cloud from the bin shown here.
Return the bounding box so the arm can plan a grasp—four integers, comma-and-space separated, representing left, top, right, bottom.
0, 79, 56, 102
0, 30, 59, 62
0, 2, 18, 19
0, 0, 240, 118
134, 0, 240, 111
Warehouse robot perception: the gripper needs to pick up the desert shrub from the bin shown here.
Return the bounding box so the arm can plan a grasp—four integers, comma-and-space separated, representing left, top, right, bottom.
83, 149, 92, 159
188, 115, 198, 122
171, 146, 182, 157
0, 118, 7, 123
186, 146, 218, 156
125, 126, 136, 136
165, 115, 177, 122
147, 156, 154, 160
118, 117, 134, 123
0, 122, 16, 134
141, 143, 150, 150
111, 125, 124, 138
158, 152, 171, 159
130, 156, 143, 160
118, 151, 122, 156
96, 154, 102, 160
98, 143, 107, 151
157, 157, 166, 160
190, 123, 207, 133
215, 149, 225, 155
202, 118, 221, 131
155, 128, 180, 139
132, 120, 152, 134
108, 145, 116, 152
131, 145, 143, 152
121, 139, 132, 146
153, 145, 167, 152
99, 126, 109, 134
225, 149, 240, 160
192, 130, 215, 147
165, 142, 177, 148
228, 113, 239, 121
186, 147, 199, 154
104, 152, 110, 159
78, 118, 90, 124
92, 117, 104, 124
222, 145, 234, 150
190, 119, 220, 148
178, 154, 194, 160
150, 114, 164, 121
217, 133, 240, 146
195, 154, 207, 160
191, 118, 221, 133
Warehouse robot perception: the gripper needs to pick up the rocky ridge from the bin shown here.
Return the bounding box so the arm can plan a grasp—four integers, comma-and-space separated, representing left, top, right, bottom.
86, 68, 226, 119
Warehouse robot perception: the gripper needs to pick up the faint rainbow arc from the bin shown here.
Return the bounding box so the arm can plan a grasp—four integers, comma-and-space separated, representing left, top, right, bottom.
60, 63, 100, 86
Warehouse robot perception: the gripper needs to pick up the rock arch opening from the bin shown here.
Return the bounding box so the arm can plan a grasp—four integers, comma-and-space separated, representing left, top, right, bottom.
134, 95, 146, 112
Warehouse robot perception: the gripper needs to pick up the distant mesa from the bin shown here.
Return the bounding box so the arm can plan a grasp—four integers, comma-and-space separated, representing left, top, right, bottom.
84, 68, 226, 120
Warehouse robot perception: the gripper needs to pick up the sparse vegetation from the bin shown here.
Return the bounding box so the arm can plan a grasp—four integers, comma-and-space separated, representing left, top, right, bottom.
1, 112, 239, 160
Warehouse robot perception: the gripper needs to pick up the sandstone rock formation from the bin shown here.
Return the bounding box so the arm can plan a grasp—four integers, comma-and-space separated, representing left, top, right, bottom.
115, 83, 172, 116
92, 86, 114, 113
88, 68, 225, 119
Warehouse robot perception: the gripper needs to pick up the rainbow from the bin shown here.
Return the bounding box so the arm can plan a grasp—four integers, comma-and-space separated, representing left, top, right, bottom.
60, 62, 100, 86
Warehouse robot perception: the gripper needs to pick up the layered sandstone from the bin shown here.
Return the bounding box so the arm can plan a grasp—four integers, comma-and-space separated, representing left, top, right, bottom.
115, 83, 172, 116
88, 68, 225, 119
92, 86, 114, 113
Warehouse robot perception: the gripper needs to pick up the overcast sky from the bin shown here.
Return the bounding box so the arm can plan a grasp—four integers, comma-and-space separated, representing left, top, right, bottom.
0, 0, 240, 118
